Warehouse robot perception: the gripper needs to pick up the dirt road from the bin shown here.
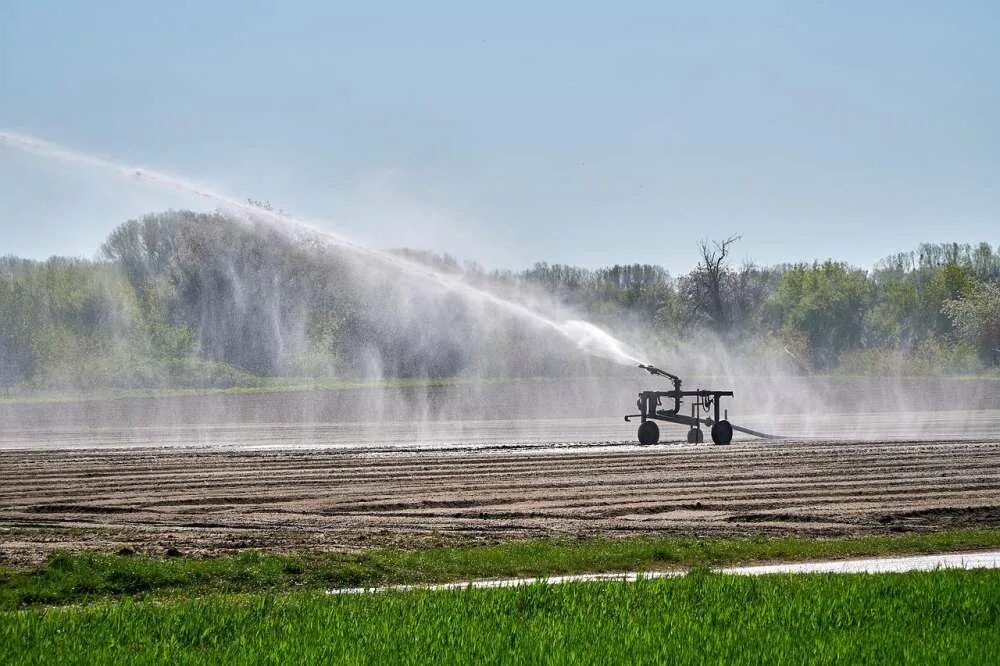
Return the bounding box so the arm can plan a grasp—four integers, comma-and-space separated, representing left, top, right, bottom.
2, 438, 999, 564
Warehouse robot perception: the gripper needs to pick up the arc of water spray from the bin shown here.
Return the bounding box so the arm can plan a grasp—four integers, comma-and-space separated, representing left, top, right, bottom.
0, 130, 646, 367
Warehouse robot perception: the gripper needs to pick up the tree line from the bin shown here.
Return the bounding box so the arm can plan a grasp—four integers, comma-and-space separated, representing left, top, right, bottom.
1, 210, 997, 390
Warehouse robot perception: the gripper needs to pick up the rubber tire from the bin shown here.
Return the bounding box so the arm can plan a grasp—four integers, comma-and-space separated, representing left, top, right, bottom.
711, 420, 734, 445
638, 421, 660, 446
686, 428, 703, 444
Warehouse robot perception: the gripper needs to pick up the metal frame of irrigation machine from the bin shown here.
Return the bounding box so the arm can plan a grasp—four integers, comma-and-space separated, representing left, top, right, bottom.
624, 364, 776, 445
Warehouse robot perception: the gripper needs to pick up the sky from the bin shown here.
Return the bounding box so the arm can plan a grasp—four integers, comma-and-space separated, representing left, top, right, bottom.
1, 1, 998, 274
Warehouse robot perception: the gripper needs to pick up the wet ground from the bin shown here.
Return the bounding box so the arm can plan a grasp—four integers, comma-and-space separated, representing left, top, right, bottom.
331, 551, 1000, 593
1, 375, 998, 449
1, 378, 998, 564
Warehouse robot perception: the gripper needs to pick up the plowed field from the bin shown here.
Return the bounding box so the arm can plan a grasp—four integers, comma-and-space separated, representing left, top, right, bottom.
3, 438, 998, 564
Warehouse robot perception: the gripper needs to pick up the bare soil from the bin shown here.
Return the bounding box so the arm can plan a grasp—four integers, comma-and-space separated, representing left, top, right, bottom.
3, 438, 999, 565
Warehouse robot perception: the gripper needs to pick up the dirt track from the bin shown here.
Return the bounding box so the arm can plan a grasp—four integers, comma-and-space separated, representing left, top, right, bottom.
2, 438, 1000, 564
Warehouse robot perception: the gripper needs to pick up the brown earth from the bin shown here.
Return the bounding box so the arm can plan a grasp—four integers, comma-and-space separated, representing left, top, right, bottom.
2, 439, 999, 565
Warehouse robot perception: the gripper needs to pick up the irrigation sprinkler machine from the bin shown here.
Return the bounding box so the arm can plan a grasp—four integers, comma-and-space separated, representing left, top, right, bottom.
625, 364, 774, 446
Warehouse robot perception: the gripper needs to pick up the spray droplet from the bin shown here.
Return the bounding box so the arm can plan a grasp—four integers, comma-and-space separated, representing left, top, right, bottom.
1, 129, 647, 367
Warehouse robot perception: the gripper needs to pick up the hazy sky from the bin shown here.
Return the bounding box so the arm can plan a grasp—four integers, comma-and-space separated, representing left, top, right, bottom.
2, 1, 997, 273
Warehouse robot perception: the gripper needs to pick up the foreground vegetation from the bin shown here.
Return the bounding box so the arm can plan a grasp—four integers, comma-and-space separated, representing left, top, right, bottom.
4, 528, 1000, 610
2, 211, 998, 392
3, 569, 999, 664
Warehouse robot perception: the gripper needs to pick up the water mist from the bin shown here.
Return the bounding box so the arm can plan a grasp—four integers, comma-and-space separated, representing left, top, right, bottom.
0, 130, 647, 369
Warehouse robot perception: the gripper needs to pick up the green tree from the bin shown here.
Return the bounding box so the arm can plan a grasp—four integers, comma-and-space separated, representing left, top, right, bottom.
766, 261, 872, 368
943, 283, 1000, 365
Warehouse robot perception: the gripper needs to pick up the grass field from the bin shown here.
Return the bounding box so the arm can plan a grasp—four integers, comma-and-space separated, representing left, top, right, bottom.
3, 569, 999, 664
4, 528, 1000, 610
0, 375, 475, 406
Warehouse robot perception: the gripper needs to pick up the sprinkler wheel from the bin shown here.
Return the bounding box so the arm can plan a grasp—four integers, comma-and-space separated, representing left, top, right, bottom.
711, 420, 734, 445
637, 421, 659, 446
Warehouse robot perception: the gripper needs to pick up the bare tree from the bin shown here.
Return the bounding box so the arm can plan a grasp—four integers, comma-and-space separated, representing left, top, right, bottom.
681, 235, 741, 333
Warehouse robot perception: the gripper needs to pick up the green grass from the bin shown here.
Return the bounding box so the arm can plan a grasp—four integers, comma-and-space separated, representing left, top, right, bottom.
4, 528, 1000, 610
3, 569, 999, 664
0, 375, 476, 406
